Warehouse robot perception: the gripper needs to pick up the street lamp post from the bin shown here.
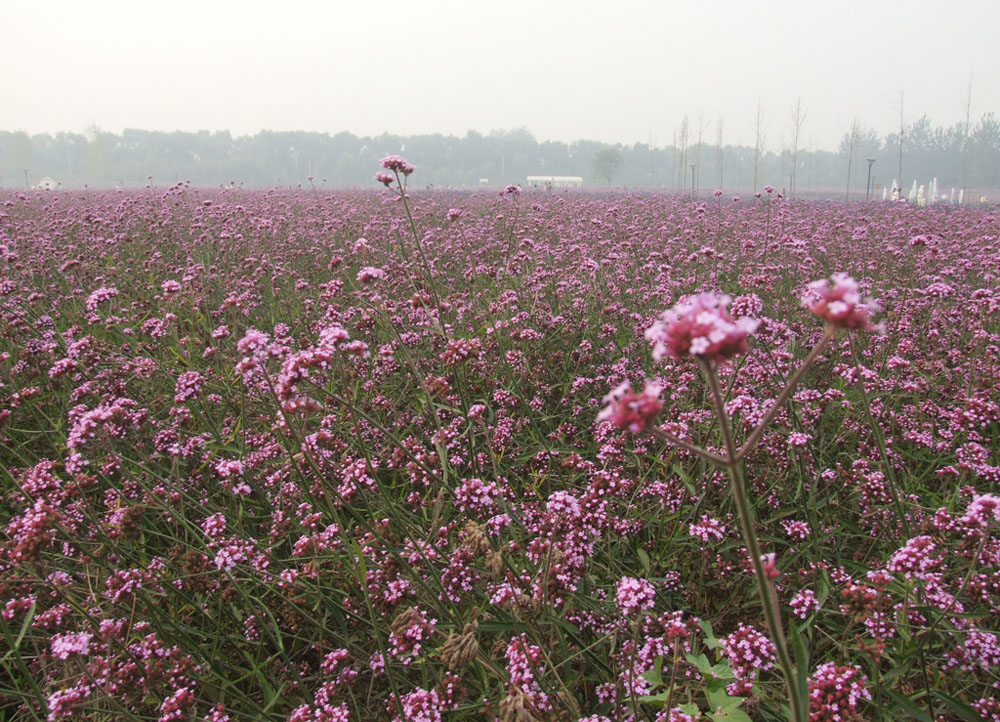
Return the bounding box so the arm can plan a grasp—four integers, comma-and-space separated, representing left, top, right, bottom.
690, 164, 696, 196
866, 159, 876, 200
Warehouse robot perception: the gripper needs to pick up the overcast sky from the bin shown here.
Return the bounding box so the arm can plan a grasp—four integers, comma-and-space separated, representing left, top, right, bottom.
5, 1, 997, 150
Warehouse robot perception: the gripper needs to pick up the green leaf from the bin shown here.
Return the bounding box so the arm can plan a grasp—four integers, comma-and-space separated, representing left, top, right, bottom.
789, 623, 810, 720
638, 690, 672, 706
6, 601, 36, 661
709, 708, 753, 722
705, 686, 741, 710
678, 703, 701, 717
885, 689, 934, 722
932, 692, 981, 722
687, 653, 713, 677
882, 658, 914, 683
637, 546, 651, 573
673, 463, 697, 495
641, 656, 664, 686
699, 619, 720, 649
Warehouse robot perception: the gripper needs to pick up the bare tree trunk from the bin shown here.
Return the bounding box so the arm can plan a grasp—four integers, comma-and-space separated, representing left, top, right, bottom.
894, 90, 904, 194
694, 113, 708, 194
671, 129, 677, 192
789, 98, 805, 198
677, 116, 689, 190
752, 100, 765, 194
716, 115, 724, 190
649, 131, 655, 187
845, 118, 860, 202
961, 77, 973, 204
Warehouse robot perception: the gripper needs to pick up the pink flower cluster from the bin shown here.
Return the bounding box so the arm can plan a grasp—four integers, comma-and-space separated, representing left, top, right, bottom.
50, 630, 92, 659
615, 576, 656, 616
719, 623, 776, 694
380, 155, 415, 176
596, 380, 663, 433
808, 663, 871, 721
645, 293, 759, 363
84, 285, 118, 312
802, 273, 879, 330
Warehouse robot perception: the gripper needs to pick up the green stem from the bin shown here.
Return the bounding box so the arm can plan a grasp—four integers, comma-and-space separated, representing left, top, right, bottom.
647, 426, 729, 466
702, 360, 804, 722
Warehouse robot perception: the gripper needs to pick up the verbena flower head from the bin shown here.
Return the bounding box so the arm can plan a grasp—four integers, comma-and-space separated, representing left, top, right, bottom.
375, 172, 394, 187
615, 576, 656, 616
961, 493, 1000, 529
380, 155, 415, 176
645, 293, 759, 363
803, 273, 880, 330
808, 663, 871, 721
597, 380, 663, 433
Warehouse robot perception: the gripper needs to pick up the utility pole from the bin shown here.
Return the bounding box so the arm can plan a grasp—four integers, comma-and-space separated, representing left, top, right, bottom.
866, 159, 876, 200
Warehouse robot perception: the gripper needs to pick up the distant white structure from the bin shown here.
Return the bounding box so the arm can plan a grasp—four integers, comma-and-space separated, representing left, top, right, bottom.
526, 175, 583, 189
479, 178, 489, 186
35, 176, 59, 190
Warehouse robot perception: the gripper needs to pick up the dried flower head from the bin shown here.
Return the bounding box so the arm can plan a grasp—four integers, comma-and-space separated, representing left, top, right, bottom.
499, 690, 541, 722
439, 622, 479, 670
461, 520, 492, 555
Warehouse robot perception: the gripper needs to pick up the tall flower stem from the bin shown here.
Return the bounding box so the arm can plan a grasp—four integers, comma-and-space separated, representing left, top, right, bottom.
701, 359, 805, 722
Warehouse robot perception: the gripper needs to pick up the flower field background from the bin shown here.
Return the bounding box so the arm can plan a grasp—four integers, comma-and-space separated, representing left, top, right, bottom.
1, 176, 999, 721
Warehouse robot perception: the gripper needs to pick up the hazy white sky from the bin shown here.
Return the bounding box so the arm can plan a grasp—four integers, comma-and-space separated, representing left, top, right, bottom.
5, 0, 997, 150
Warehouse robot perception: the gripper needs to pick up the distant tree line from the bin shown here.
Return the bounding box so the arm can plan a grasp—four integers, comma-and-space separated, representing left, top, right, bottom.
2, 113, 998, 197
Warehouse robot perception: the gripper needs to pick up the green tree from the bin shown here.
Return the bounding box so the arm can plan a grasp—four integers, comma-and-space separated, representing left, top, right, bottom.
592, 146, 623, 186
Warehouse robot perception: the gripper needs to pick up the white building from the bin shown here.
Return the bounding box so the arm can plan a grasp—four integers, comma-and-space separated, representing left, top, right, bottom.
526, 175, 583, 189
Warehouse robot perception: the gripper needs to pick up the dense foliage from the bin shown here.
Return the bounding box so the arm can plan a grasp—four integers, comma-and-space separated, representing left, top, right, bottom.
3, 112, 1000, 192
1, 178, 999, 721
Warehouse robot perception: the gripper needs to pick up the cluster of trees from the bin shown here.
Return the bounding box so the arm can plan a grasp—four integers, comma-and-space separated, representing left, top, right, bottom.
2, 113, 998, 196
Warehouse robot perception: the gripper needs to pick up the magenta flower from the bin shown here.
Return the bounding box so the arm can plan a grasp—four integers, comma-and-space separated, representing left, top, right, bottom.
760, 552, 780, 580
375, 172, 395, 187
802, 273, 879, 330
597, 380, 663, 433
645, 293, 759, 363
961, 493, 1000, 529
84, 286, 118, 312
615, 576, 656, 615
357, 266, 385, 283
808, 663, 871, 721
380, 155, 415, 175
50, 631, 92, 659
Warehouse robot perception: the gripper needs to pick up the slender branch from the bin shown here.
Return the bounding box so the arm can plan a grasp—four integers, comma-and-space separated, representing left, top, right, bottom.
737, 327, 834, 461
646, 426, 730, 466
701, 359, 739, 461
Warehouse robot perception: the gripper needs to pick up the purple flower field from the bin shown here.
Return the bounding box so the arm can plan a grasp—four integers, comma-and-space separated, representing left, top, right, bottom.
1, 167, 999, 721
